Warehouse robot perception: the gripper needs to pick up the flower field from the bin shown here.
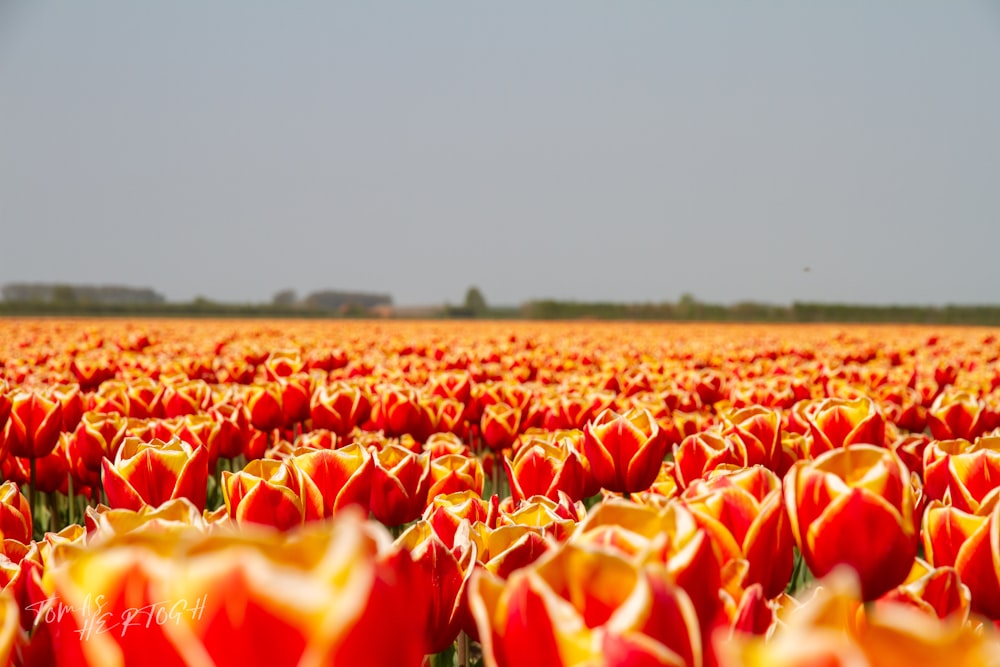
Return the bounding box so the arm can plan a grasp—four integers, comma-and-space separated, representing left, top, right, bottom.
2, 318, 1000, 666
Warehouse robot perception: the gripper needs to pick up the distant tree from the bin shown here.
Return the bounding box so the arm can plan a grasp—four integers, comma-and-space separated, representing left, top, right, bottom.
676, 293, 698, 319
51, 284, 78, 304
273, 289, 298, 307
341, 303, 369, 318
464, 286, 488, 316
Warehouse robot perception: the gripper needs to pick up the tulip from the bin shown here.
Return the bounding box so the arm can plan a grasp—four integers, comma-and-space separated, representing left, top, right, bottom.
543, 391, 615, 430
296, 429, 339, 451
84, 498, 210, 540
279, 373, 313, 429
922, 497, 1000, 619
427, 395, 466, 435
369, 443, 430, 526
223, 459, 322, 530
69, 352, 117, 391
2, 389, 63, 460
889, 432, 931, 477
469, 541, 703, 667
160, 379, 211, 418
804, 396, 886, 457
503, 435, 586, 504
214, 354, 257, 384
721, 406, 782, 473
89, 380, 132, 416
43, 511, 430, 666
289, 443, 373, 517
928, 390, 990, 441
474, 382, 532, 421
427, 453, 485, 500
922, 435, 1000, 512
424, 431, 471, 459
396, 520, 477, 653
876, 384, 927, 434
576, 499, 725, 633
718, 584, 775, 639
0, 482, 32, 544
121, 377, 165, 419
309, 381, 372, 436
632, 461, 681, 505
784, 445, 918, 600
853, 603, 1000, 667
683, 465, 795, 598
496, 493, 582, 543
68, 411, 129, 484
875, 559, 970, 622
4, 446, 70, 494
424, 491, 497, 548
471, 522, 553, 580
243, 383, 284, 433
481, 402, 522, 452
583, 408, 669, 493
263, 348, 304, 380
427, 370, 473, 407
51, 383, 84, 433
374, 386, 434, 441
102, 437, 209, 511
0, 383, 10, 435
673, 428, 746, 489
210, 402, 250, 458
718, 568, 1000, 667
0, 591, 17, 667
695, 369, 727, 406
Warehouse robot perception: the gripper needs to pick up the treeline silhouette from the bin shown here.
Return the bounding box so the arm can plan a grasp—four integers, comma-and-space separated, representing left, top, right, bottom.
0, 299, 337, 319
3, 294, 1000, 325
521, 299, 1000, 325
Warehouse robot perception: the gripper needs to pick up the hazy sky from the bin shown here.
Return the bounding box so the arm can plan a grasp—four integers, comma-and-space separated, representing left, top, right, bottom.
2, 2, 999, 307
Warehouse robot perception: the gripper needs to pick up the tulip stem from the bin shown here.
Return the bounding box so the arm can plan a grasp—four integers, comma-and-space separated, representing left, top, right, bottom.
786, 547, 813, 595
29, 456, 37, 537
457, 632, 469, 667
49, 492, 57, 533
491, 455, 500, 499
67, 475, 76, 527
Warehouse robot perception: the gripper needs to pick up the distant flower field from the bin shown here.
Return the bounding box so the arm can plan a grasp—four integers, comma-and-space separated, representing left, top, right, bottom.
1, 318, 999, 666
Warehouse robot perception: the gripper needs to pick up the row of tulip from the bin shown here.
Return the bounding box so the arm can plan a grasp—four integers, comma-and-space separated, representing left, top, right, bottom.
2, 378, 997, 497
1, 320, 999, 666
1, 483, 998, 665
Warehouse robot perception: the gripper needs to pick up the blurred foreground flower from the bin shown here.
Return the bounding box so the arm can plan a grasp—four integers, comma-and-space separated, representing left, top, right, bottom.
40, 510, 430, 666
470, 541, 702, 667
717, 568, 1000, 667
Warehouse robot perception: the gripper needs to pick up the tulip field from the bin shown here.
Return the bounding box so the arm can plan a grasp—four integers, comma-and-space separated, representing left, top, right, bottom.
3, 318, 1000, 666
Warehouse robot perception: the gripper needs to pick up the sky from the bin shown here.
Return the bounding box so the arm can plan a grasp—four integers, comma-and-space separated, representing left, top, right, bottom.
1, 2, 999, 307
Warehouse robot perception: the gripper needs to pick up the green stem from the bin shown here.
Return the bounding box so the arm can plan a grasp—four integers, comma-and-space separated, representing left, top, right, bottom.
67, 474, 76, 528
491, 454, 500, 499
48, 492, 56, 533
429, 645, 456, 667
457, 632, 469, 667
29, 457, 37, 538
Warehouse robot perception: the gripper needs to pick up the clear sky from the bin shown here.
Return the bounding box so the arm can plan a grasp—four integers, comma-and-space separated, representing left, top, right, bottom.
2, 2, 999, 307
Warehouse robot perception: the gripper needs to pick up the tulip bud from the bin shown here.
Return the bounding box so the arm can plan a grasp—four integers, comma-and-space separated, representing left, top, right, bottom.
3, 389, 63, 459
784, 445, 918, 600
583, 408, 669, 493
